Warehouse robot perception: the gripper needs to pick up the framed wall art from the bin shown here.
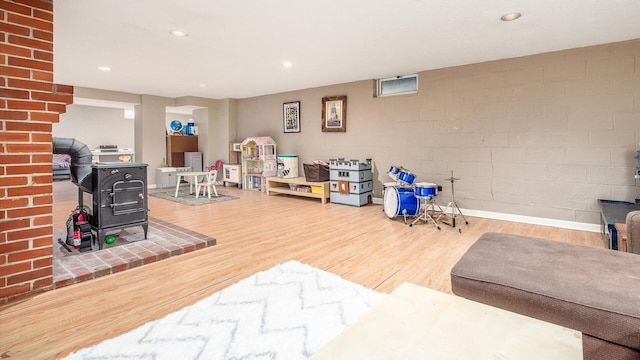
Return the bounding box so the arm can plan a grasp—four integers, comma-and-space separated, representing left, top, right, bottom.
283, 101, 301, 133
321, 96, 346, 132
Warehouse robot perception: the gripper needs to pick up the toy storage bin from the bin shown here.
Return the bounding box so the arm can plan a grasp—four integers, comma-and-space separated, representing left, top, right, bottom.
303, 163, 329, 182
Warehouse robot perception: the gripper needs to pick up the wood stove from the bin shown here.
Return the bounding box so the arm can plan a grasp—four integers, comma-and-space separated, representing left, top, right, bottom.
87, 163, 149, 249
53, 137, 149, 251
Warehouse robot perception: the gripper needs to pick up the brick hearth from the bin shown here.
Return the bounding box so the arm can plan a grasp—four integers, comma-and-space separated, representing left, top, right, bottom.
52, 217, 216, 288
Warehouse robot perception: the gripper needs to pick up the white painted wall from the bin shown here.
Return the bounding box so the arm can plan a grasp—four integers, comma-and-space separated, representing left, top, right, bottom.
55, 104, 134, 150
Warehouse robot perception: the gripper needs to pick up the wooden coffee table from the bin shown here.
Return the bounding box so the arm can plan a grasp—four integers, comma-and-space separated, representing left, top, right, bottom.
311, 283, 582, 360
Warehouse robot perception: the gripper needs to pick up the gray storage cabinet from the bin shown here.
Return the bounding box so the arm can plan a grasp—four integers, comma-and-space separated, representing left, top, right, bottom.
329, 158, 372, 207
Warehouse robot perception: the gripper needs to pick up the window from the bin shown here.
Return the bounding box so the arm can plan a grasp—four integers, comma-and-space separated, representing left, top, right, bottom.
124, 109, 135, 119
376, 74, 418, 97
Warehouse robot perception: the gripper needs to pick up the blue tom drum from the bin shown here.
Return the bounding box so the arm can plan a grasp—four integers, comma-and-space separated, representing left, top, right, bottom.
398, 170, 416, 185
388, 165, 401, 180
384, 186, 420, 219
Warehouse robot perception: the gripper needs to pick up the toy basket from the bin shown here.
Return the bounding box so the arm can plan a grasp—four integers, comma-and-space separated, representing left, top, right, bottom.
303, 163, 329, 182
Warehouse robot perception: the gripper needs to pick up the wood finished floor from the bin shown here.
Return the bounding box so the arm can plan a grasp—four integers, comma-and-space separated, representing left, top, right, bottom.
0, 180, 605, 359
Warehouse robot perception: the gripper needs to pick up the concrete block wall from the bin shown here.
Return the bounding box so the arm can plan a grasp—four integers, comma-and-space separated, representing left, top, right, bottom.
237, 39, 640, 226
421, 41, 640, 224
1, 0, 73, 302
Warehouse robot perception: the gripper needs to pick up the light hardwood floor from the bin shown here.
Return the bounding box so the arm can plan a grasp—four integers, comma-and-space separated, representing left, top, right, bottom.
0, 180, 604, 359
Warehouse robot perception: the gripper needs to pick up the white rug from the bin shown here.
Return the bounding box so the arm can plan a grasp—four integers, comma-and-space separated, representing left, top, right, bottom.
64, 261, 385, 359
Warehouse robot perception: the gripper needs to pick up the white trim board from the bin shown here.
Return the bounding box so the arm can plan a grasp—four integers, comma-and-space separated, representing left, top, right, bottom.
372, 197, 601, 233
459, 208, 600, 233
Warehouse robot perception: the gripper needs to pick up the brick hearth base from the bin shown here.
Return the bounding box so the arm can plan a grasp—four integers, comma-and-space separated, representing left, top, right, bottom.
52, 217, 216, 288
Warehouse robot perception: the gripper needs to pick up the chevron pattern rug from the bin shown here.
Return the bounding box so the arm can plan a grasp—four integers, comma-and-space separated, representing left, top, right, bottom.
64, 261, 385, 359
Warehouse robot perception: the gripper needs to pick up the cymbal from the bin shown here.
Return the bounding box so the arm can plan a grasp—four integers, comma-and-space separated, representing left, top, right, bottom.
444, 177, 460, 181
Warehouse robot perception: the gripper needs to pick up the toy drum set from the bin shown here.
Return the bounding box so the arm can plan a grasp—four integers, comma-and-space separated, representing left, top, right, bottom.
383, 166, 468, 231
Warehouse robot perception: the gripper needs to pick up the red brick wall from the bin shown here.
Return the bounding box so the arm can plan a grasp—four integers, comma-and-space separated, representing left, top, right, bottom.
1, 0, 72, 303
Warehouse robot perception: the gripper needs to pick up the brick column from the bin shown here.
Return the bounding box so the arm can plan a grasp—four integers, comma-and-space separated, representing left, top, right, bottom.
1, 0, 73, 303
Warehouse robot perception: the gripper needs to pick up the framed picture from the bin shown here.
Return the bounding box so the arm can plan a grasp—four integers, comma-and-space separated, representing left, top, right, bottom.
283, 101, 301, 133
322, 96, 347, 132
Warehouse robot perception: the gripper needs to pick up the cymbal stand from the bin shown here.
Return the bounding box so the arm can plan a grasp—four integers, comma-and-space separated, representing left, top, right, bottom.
410, 195, 442, 230
439, 171, 469, 229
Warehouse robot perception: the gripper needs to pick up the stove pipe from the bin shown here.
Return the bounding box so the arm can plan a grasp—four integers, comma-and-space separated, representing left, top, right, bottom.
52, 137, 93, 192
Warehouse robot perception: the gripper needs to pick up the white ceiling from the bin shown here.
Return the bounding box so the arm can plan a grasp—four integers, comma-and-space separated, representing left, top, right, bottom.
54, 0, 640, 100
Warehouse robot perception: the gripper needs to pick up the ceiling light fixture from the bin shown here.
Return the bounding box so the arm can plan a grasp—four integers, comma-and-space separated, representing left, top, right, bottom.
97, 66, 111, 71
501, 12, 522, 21
282, 61, 293, 69
169, 30, 188, 37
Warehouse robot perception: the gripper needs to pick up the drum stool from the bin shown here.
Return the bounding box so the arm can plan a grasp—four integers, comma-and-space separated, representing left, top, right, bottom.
410, 183, 442, 229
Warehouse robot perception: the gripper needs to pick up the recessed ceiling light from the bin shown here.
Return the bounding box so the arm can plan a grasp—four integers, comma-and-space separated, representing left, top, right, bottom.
170, 30, 188, 37
282, 61, 293, 69
199, 84, 207, 88
98, 66, 111, 71
501, 13, 522, 21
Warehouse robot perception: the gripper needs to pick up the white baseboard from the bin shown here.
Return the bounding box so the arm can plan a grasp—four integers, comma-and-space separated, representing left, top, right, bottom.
458, 208, 601, 233
371, 197, 600, 233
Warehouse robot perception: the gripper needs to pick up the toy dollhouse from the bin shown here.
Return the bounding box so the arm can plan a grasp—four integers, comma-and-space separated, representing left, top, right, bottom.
241, 136, 277, 191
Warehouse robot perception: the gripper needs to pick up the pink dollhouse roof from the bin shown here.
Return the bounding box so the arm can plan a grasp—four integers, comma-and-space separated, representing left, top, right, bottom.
241, 136, 275, 145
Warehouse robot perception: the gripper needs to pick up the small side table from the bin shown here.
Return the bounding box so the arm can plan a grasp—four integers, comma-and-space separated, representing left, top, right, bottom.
614, 223, 628, 252
598, 199, 640, 250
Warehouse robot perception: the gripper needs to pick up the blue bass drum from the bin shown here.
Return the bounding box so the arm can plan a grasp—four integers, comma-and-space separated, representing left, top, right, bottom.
383, 182, 397, 195
384, 186, 420, 219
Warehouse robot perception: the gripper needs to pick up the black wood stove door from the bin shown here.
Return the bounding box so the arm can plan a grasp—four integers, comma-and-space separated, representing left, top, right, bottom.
112, 179, 145, 216
91, 163, 148, 229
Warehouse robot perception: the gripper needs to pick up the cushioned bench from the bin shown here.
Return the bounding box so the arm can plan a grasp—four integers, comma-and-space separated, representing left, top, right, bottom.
451, 232, 640, 360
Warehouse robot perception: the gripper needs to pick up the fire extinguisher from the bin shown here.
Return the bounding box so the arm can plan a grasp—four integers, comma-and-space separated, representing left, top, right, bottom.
73, 213, 84, 249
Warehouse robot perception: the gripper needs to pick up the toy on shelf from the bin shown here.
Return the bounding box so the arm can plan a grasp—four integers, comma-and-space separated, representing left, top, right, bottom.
169, 120, 183, 135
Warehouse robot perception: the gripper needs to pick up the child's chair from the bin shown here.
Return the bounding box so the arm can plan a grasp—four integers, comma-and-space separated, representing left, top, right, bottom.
206, 160, 223, 184
197, 160, 223, 198
197, 169, 219, 198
